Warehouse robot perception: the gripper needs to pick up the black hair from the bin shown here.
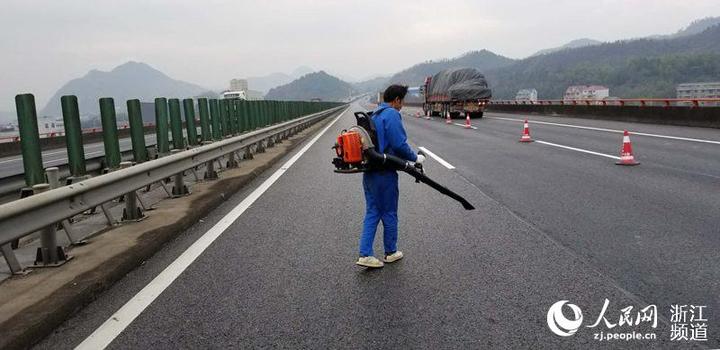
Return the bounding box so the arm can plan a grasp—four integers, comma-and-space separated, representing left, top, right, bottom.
383, 84, 408, 103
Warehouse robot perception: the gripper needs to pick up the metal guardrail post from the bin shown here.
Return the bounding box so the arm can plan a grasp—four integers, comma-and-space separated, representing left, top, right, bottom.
262, 101, 269, 127
226, 100, 234, 135
237, 100, 247, 134
155, 97, 170, 155
46, 167, 61, 189
226, 100, 240, 168
274, 101, 280, 124
170, 149, 189, 197
168, 98, 185, 149
255, 101, 262, 128
247, 101, 256, 130
46, 167, 83, 245
269, 101, 275, 125
1, 244, 24, 274
120, 161, 145, 221
32, 183, 71, 266
247, 100, 254, 133
234, 100, 242, 133
184, 98, 198, 146
256, 100, 263, 129
202, 141, 218, 180
15, 93, 45, 187
235, 100, 242, 133
219, 99, 230, 137
209, 99, 221, 141
198, 98, 212, 142
61, 95, 87, 178
127, 99, 148, 163
226, 149, 239, 168
99, 97, 121, 170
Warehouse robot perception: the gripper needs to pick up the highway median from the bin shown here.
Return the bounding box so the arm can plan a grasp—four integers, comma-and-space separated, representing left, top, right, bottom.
0, 113, 338, 350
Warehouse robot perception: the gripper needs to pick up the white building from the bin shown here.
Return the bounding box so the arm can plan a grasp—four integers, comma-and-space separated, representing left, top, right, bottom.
230, 79, 249, 92
564, 85, 609, 101
515, 89, 538, 102
37, 116, 64, 135
677, 82, 720, 99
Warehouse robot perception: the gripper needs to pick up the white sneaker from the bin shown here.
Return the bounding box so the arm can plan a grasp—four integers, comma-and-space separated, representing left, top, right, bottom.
383, 251, 404, 263
356, 256, 384, 268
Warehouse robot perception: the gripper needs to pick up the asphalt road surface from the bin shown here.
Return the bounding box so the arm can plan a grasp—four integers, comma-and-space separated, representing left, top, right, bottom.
36, 102, 719, 349
0, 134, 157, 178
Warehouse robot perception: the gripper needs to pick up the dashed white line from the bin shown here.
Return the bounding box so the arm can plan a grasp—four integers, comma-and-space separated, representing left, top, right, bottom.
534, 140, 621, 160
418, 146, 455, 169
452, 122, 478, 130
74, 109, 348, 350
486, 116, 720, 145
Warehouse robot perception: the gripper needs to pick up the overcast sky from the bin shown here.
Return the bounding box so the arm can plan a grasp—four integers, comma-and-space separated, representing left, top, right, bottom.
1, 0, 719, 111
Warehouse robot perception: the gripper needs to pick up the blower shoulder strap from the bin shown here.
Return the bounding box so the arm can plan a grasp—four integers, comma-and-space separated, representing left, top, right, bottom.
353, 111, 378, 146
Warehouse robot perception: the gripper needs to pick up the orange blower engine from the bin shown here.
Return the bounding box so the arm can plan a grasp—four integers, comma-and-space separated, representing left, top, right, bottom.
330, 111, 475, 210
332, 130, 366, 173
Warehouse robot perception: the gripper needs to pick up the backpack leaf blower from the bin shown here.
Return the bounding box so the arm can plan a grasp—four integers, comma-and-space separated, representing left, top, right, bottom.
332, 111, 475, 210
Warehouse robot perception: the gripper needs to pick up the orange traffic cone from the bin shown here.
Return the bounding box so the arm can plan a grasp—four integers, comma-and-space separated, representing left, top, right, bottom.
616, 130, 639, 166
446, 111, 452, 124
519, 119, 533, 142
464, 112, 472, 129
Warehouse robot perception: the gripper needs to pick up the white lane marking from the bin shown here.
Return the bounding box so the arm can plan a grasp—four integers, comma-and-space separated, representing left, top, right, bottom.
0, 158, 21, 164
418, 146, 455, 169
75, 109, 348, 350
535, 140, 621, 160
0, 150, 106, 166
452, 122, 478, 130
486, 116, 720, 145
44, 151, 106, 165
0, 136, 154, 164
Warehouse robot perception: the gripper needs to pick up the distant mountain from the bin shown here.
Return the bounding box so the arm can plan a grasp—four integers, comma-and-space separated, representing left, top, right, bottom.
531, 38, 603, 57
528, 20, 720, 58
247, 72, 293, 94
387, 50, 515, 87
246, 89, 265, 100
40, 61, 208, 117
194, 90, 221, 99
247, 66, 316, 93
291, 66, 315, 78
265, 71, 355, 101
356, 17, 720, 100
328, 71, 359, 83
353, 76, 390, 93
486, 24, 720, 99
650, 16, 720, 39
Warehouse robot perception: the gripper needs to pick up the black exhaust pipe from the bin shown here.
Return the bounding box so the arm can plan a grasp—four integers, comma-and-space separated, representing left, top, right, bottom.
365, 148, 475, 210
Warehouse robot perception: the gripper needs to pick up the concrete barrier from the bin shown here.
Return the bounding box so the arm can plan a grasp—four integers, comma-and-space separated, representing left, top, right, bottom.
485, 104, 720, 129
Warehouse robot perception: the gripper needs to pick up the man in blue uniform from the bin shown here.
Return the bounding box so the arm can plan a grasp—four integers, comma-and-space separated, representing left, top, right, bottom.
357, 85, 425, 268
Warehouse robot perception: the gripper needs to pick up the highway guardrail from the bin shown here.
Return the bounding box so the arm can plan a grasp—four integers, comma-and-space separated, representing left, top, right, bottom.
489, 98, 720, 107
0, 95, 345, 274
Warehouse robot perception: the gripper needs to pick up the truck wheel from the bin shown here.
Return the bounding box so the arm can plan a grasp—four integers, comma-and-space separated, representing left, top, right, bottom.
431, 111, 440, 117
470, 111, 483, 119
